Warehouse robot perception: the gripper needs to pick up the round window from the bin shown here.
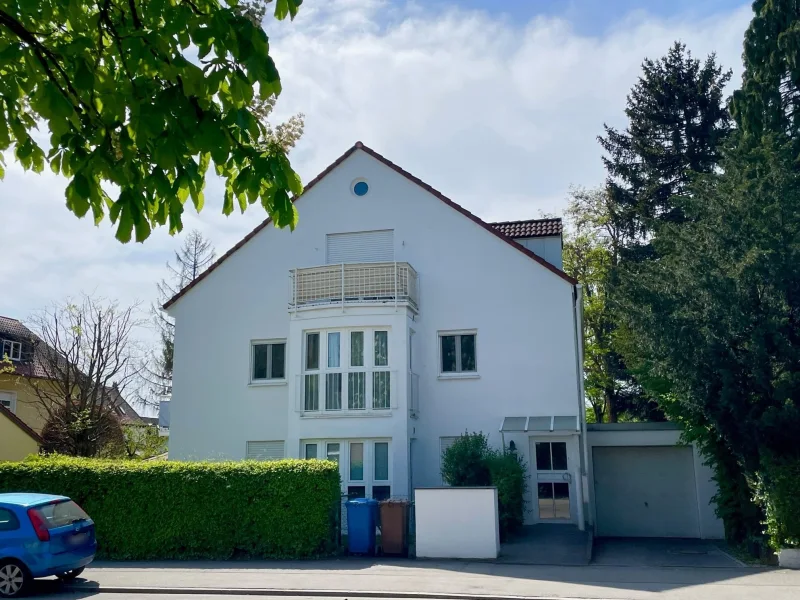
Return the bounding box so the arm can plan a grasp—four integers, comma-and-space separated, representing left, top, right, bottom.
353, 181, 369, 196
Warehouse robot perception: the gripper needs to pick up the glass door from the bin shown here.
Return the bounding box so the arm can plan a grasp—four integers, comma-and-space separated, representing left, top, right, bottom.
533, 439, 574, 522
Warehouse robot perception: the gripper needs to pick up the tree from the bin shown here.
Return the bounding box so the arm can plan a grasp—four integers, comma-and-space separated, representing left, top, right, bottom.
0, 0, 303, 243
116, 424, 168, 460
599, 42, 732, 259
563, 188, 663, 422
144, 230, 216, 399
614, 137, 800, 543
22, 296, 142, 456
731, 0, 800, 146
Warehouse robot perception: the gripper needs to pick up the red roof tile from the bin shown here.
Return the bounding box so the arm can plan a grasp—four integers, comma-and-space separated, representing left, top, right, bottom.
490, 218, 562, 239
163, 142, 577, 310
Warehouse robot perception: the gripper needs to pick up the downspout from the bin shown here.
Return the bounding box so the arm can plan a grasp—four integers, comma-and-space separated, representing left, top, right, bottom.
572, 284, 589, 530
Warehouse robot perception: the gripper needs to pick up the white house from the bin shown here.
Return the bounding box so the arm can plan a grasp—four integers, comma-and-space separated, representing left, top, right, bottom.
164, 142, 723, 537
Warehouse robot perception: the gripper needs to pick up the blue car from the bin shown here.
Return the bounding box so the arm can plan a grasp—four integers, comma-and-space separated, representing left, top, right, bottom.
0, 493, 96, 597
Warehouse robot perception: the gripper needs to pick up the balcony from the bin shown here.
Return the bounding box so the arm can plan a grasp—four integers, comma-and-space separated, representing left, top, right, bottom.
289, 262, 419, 312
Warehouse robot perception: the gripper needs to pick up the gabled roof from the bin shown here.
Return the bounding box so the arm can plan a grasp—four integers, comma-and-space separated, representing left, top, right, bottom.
490, 218, 562, 239
163, 142, 577, 310
0, 403, 44, 446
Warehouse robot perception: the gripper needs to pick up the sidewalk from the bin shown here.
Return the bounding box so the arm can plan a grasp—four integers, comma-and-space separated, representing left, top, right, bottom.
68, 559, 800, 600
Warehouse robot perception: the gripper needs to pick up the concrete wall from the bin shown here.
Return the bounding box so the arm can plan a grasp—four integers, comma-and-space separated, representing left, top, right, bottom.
168, 148, 580, 476
415, 487, 500, 559
587, 424, 724, 539
0, 411, 39, 461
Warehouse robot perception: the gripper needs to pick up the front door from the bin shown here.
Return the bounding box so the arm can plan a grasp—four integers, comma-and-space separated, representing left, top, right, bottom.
531, 437, 577, 523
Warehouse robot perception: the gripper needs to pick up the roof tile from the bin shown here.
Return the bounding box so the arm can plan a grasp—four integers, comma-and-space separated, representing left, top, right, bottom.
490, 218, 562, 239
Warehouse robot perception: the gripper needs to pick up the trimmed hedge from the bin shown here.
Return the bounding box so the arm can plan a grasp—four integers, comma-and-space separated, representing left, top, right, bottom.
0, 456, 341, 560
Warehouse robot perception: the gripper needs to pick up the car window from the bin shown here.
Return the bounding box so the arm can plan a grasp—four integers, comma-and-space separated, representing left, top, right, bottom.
0, 508, 20, 531
36, 501, 89, 528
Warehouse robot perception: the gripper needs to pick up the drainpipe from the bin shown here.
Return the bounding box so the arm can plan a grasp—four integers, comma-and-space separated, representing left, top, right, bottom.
572, 283, 589, 531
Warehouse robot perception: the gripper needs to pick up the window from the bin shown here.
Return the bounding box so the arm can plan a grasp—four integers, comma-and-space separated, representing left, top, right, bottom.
302, 328, 391, 413
326, 443, 340, 463
305, 443, 318, 459
1, 339, 21, 361
251, 341, 286, 382
535, 442, 568, 471
246, 441, 285, 460
350, 442, 364, 481
326, 230, 394, 264
0, 391, 16, 413
439, 331, 477, 374
304, 333, 320, 410
0, 508, 19, 531
35, 500, 90, 528
374, 442, 389, 481
353, 180, 369, 196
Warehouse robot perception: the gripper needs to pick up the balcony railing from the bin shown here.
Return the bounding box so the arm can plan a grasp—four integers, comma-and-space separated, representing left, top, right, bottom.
289, 262, 419, 311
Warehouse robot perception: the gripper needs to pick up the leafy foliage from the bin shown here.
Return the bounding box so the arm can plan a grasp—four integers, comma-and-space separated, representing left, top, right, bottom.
599, 42, 732, 258
614, 137, 800, 544
563, 188, 663, 422
0, 0, 303, 242
0, 455, 341, 559
113, 424, 168, 460
441, 433, 526, 539
757, 457, 800, 550
732, 0, 800, 147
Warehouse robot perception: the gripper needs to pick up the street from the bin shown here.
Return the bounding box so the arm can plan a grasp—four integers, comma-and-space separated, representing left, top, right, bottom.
17, 560, 800, 600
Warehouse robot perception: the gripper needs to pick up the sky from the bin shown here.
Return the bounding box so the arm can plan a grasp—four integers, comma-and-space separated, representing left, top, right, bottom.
2, 0, 753, 382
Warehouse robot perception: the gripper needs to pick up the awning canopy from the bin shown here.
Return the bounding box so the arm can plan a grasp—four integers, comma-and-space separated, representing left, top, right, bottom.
500, 415, 580, 433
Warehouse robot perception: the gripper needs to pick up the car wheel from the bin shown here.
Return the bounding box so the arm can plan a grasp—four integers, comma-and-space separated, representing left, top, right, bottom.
56, 568, 84, 582
0, 560, 29, 598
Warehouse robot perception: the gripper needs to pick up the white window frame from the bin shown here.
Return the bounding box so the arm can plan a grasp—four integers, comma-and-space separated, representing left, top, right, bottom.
301, 328, 392, 414
250, 339, 287, 385
245, 440, 285, 461
438, 330, 479, 378
1, 340, 21, 362
0, 390, 17, 413
302, 438, 392, 500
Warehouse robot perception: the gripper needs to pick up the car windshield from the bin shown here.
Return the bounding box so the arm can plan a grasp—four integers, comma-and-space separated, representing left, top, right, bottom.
36, 500, 89, 528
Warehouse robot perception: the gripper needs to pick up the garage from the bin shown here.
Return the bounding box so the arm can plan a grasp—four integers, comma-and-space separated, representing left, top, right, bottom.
593, 445, 701, 538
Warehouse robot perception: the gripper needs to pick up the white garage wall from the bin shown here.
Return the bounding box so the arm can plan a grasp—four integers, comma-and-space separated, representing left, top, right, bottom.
587, 423, 724, 540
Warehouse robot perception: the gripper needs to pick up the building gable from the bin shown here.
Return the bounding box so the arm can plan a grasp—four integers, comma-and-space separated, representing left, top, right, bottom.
164, 142, 576, 311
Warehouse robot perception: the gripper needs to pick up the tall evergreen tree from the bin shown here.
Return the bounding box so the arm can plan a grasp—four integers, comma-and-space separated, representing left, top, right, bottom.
599, 42, 732, 259
731, 0, 800, 146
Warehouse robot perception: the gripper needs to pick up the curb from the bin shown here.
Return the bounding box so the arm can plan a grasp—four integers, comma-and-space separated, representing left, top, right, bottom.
64, 584, 609, 600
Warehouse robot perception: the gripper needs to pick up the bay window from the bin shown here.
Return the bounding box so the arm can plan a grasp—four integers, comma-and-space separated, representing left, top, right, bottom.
302, 328, 392, 413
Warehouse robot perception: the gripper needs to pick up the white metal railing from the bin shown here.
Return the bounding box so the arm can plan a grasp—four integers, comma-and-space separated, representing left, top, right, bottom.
289, 262, 419, 311
295, 370, 398, 415
409, 372, 419, 418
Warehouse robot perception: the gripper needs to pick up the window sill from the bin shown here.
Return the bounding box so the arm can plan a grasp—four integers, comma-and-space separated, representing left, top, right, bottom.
248, 380, 288, 387
437, 373, 480, 380
300, 411, 393, 419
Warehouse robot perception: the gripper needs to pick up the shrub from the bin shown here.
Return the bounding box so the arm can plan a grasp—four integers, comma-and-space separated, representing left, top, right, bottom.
757, 457, 800, 550
0, 455, 341, 560
441, 432, 527, 539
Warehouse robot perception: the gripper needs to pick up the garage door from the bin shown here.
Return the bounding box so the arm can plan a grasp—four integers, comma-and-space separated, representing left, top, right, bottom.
593, 446, 700, 538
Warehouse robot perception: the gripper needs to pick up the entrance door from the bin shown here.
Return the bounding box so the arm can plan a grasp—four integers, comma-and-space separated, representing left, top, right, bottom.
531, 438, 576, 523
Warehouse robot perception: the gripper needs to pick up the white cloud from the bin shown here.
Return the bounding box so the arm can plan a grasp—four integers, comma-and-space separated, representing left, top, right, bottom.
2, 1, 752, 344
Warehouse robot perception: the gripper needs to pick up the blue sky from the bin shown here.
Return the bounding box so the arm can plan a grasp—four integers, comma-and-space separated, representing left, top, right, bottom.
2, 0, 753, 412
393, 0, 748, 34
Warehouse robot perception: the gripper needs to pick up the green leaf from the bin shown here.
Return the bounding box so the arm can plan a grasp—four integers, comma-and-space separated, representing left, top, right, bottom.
275, 0, 290, 20
223, 186, 234, 216
50, 153, 62, 175
65, 173, 91, 217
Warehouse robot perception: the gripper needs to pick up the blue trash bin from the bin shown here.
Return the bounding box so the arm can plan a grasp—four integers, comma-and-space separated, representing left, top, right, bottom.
346, 498, 378, 554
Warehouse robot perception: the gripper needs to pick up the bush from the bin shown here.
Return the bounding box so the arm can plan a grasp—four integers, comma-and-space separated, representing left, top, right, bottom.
0, 455, 341, 560
441, 432, 527, 539
758, 457, 800, 550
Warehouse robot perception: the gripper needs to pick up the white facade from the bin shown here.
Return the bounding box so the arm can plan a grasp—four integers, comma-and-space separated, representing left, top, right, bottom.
167, 144, 583, 525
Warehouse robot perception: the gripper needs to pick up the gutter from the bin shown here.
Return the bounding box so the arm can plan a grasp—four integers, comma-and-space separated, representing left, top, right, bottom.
572, 284, 589, 530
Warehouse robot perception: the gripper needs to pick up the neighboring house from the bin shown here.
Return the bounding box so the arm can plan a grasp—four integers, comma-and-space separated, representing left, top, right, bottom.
0, 316, 141, 461
164, 142, 723, 538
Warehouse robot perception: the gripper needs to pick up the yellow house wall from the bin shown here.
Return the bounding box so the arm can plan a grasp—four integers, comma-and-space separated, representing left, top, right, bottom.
0, 410, 39, 461
0, 373, 51, 433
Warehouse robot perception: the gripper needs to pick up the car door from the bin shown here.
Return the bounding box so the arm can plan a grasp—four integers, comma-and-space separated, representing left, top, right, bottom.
0, 506, 26, 555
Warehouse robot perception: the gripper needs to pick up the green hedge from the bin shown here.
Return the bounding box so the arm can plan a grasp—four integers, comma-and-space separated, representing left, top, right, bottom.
758, 458, 800, 550
0, 456, 341, 560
